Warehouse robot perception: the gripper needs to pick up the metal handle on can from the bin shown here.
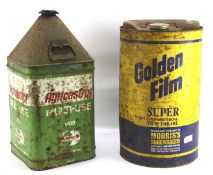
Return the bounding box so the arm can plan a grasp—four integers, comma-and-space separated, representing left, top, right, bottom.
48, 40, 76, 61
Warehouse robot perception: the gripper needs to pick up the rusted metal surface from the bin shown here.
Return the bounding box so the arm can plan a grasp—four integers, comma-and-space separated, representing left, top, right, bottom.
7, 10, 95, 170
8, 10, 93, 66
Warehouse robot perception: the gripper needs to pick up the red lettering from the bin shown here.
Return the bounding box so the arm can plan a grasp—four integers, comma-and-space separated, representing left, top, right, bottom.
44, 88, 92, 104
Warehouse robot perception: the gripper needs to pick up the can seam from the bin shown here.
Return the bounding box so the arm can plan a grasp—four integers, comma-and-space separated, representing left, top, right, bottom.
120, 38, 202, 44
7, 57, 94, 68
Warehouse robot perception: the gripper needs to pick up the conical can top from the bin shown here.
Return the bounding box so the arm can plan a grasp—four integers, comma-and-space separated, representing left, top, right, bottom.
8, 10, 93, 66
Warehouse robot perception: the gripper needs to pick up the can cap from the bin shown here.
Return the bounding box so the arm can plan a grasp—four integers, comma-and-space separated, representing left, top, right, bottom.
149, 23, 169, 30
39, 10, 59, 16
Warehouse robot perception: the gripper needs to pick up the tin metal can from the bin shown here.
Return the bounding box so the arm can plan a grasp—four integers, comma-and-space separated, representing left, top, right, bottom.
119, 20, 203, 167
7, 10, 95, 170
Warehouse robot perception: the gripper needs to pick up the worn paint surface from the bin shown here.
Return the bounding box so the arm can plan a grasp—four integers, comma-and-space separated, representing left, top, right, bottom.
7, 10, 95, 170
119, 20, 203, 167
8, 62, 95, 170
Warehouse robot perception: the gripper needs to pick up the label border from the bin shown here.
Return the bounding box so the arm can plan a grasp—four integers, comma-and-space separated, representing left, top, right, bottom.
121, 144, 198, 158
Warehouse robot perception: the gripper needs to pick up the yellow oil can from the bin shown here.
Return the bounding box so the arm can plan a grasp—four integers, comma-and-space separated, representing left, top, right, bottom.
119, 20, 203, 167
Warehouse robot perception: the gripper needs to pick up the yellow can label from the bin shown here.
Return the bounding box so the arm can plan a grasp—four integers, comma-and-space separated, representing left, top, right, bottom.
119, 30, 202, 158
120, 30, 202, 128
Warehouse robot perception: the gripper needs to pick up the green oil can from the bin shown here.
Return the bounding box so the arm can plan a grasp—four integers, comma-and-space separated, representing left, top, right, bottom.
7, 10, 95, 170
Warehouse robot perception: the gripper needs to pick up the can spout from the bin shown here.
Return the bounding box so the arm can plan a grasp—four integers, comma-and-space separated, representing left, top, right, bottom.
39, 10, 59, 16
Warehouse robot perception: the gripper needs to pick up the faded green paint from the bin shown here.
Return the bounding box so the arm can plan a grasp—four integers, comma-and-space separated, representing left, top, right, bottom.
7, 60, 94, 79
8, 63, 95, 170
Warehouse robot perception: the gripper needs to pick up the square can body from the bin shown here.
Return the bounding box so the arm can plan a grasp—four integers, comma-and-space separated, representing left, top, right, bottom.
8, 60, 95, 170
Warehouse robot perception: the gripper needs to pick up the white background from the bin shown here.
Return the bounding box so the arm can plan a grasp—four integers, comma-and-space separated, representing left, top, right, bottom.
0, 0, 212, 174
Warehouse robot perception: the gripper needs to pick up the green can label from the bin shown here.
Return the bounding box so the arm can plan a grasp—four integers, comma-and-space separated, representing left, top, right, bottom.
9, 70, 95, 168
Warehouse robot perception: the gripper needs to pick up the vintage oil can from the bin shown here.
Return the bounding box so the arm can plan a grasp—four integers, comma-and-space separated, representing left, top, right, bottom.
119, 20, 202, 167
7, 10, 95, 170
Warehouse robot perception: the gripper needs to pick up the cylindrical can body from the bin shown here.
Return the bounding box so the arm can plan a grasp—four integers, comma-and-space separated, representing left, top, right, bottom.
119, 20, 203, 167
